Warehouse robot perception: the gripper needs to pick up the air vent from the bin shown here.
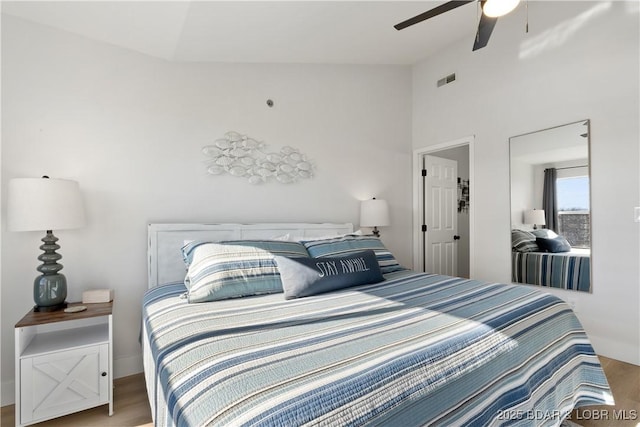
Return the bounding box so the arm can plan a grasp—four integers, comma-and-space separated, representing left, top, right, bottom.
437, 73, 456, 87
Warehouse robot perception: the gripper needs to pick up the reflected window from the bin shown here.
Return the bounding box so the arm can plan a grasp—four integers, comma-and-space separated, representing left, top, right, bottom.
557, 176, 590, 248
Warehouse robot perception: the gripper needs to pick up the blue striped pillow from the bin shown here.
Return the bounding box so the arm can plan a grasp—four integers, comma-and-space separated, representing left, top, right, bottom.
183, 240, 309, 303
511, 229, 539, 252
301, 236, 405, 274
182, 239, 308, 267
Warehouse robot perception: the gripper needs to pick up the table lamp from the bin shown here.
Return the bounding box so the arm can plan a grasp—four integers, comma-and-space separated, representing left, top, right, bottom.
524, 209, 546, 230
7, 176, 86, 312
360, 198, 390, 237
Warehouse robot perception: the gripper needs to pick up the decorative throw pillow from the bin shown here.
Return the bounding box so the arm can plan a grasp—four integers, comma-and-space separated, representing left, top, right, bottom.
536, 236, 572, 253
274, 250, 384, 299
301, 235, 405, 274
511, 229, 539, 252
183, 241, 308, 303
531, 229, 559, 239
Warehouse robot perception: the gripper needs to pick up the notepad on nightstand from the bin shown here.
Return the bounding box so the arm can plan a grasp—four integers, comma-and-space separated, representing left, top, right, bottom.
82, 289, 114, 303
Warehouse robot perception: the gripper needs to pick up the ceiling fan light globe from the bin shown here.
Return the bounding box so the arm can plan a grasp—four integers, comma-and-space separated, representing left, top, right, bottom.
483, 0, 520, 18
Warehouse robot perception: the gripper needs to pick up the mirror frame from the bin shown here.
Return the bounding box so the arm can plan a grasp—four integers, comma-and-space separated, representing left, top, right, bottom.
509, 119, 592, 293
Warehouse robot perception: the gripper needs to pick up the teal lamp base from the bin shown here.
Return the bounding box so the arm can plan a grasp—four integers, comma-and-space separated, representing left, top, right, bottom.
33, 231, 68, 312
33, 274, 68, 312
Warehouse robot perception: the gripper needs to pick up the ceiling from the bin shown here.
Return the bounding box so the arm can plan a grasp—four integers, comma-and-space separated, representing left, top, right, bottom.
511, 121, 590, 165
1, 1, 488, 65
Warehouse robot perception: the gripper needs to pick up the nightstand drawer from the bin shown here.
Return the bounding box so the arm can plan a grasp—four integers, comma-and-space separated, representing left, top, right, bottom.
20, 343, 109, 424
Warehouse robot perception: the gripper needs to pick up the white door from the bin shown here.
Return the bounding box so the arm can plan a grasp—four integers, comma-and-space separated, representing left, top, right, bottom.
423, 155, 458, 276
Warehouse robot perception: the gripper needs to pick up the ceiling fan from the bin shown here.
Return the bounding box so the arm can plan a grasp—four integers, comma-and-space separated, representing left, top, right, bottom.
394, 0, 521, 51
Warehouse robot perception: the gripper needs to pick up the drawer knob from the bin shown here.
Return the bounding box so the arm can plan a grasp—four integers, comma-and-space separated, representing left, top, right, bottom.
101, 372, 107, 377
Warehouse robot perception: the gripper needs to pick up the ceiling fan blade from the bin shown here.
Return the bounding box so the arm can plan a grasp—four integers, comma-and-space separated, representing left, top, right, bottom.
394, 1, 474, 30
472, 11, 498, 50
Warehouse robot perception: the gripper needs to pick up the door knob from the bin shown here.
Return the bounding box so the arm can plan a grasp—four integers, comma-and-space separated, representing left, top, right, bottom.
453, 235, 461, 240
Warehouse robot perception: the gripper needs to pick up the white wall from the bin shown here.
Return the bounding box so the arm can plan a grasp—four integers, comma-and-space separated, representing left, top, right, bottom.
413, 1, 640, 365
510, 159, 535, 229
0, 15, 413, 404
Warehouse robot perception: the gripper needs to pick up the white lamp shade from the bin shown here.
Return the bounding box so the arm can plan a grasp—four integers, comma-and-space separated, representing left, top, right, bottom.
483, 0, 520, 18
8, 178, 86, 231
524, 209, 546, 226
360, 199, 390, 227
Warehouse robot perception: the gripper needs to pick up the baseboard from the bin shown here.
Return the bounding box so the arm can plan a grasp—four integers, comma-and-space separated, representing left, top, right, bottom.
1, 380, 14, 407
1, 354, 144, 407
589, 334, 640, 366
114, 353, 144, 379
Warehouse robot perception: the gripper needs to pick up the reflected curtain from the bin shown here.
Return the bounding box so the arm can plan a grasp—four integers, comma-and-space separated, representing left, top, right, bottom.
543, 168, 558, 232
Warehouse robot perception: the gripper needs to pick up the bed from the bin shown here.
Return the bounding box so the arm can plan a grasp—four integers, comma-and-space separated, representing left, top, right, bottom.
511, 229, 591, 293
511, 250, 591, 292
142, 223, 612, 427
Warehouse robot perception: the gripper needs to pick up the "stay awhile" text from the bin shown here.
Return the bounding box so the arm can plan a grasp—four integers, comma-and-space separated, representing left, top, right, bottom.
315, 257, 370, 277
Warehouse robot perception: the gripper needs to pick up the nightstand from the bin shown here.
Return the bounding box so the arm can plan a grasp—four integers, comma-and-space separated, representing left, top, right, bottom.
14, 302, 113, 427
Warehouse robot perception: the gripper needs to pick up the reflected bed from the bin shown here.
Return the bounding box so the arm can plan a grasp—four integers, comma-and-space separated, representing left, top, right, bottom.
511, 249, 591, 292
511, 229, 591, 292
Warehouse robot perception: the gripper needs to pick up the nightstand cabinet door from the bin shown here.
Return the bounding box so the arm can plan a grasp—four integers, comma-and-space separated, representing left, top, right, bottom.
20, 344, 109, 424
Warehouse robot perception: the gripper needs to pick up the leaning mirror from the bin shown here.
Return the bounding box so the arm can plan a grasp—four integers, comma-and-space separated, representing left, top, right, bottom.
509, 120, 591, 293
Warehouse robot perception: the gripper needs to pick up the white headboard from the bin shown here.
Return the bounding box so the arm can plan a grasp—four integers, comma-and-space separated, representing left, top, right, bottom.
147, 222, 354, 288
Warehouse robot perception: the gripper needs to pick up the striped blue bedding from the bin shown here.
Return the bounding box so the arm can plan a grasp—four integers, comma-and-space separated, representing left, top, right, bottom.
512, 251, 591, 292
142, 270, 612, 427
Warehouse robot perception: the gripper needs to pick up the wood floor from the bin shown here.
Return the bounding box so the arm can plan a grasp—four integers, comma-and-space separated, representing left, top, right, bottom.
1, 356, 638, 426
